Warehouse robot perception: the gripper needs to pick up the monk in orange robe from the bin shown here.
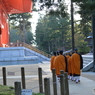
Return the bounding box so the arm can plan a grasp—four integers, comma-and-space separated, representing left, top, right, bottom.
54, 50, 66, 80
66, 53, 71, 73
66, 54, 72, 79
50, 52, 56, 70
66, 54, 71, 60
71, 48, 83, 83
64, 55, 68, 72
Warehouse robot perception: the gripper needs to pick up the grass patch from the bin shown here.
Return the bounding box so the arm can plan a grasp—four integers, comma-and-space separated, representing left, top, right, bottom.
33, 93, 44, 95
0, 85, 44, 95
33, 93, 45, 95
0, 85, 14, 95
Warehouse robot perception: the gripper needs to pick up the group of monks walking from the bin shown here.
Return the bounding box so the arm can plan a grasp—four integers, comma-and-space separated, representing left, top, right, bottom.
50, 48, 83, 83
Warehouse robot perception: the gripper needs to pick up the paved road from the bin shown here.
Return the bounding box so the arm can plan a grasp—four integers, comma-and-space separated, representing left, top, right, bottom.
0, 63, 95, 95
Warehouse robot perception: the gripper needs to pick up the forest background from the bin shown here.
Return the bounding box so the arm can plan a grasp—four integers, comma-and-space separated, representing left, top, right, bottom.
9, 0, 95, 54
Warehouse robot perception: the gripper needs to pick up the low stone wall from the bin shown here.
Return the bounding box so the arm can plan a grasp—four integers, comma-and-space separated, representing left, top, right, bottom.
0, 47, 50, 66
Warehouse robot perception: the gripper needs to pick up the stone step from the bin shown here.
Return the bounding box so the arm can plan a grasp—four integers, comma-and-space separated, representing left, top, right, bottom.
83, 60, 92, 64
82, 55, 93, 71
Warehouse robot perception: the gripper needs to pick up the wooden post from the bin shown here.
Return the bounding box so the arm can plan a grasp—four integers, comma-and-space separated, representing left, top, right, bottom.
60, 74, 65, 95
21, 67, 26, 89
14, 81, 21, 95
64, 72, 69, 95
38, 67, 43, 93
52, 69, 57, 95
44, 78, 51, 95
2, 67, 7, 85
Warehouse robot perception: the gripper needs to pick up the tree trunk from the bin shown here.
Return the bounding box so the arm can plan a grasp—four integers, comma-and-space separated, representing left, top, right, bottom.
48, 41, 51, 53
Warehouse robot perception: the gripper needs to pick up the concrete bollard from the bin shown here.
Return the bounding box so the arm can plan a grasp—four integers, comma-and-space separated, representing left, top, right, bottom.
52, 68, 57, 95
14, 81, 21, 95
21, 67, 26, 89
64, 72, 69, 95
60, 74, 65, 95
44, 78, 51, 95
2, 67, 7, 85
38, 67, 43, 93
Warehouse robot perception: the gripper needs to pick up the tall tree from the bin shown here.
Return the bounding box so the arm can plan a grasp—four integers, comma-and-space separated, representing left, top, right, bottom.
9, 13, 32, 43
35, 14, 71, 53
32, 0, 68, 17
33, 0, 90, 53
72, 0, 94, 37
10, 29, 34, 44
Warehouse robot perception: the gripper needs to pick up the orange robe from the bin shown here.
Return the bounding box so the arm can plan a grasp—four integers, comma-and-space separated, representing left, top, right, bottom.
66, 55, 71, 60
54, 55, 66, 75
72, 53, 81, 75
50, 56, 56, 70
68, 56, 73, 75
66, 55, 71, 72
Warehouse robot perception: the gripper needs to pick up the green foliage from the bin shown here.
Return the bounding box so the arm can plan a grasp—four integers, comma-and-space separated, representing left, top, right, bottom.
35, 14, 71, 53
35, 13, 91, 54
74, 33, 90, 54
72, 0, 93, 44
10, 29, 19, 42
70, 0, 93, 31
0, 85, 44, 95
33, 1, 92, 55
10, 29, 34, 44
47, 2, 68, 18
26, 31, 34, 44
9, 13, 33, 43
77, 0, 95, 14
32, 0, 68, 17
33, 93, 44, 95
0, 85, 14, 95
33, 0, 91, 54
